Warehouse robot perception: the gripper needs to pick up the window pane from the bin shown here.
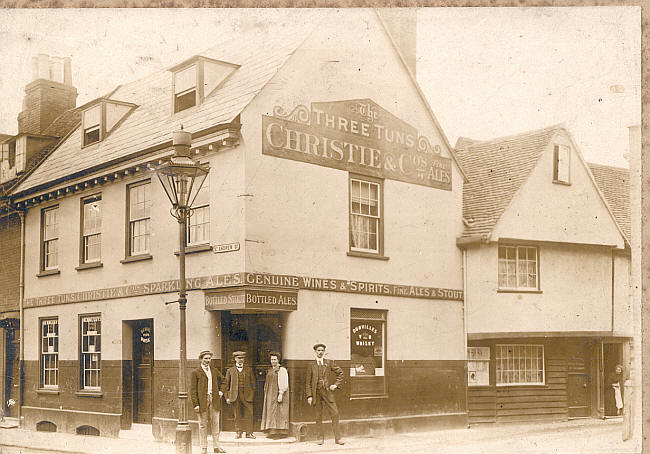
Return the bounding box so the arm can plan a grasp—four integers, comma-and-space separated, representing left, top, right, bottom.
496, 344, 544, 385
350, 310, 386, 396
175, 65, 197, 94
350, 179, 381, 253
83, 105, 101, 128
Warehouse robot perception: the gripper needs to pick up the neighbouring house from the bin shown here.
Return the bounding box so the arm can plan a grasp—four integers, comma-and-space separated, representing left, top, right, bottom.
455, 125, 633, 425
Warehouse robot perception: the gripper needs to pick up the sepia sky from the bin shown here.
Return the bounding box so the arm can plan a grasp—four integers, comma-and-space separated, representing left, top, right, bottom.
0, 7, 640, 168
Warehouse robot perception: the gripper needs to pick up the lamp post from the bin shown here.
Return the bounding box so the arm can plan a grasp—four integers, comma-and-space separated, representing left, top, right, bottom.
156, 129, 210, 454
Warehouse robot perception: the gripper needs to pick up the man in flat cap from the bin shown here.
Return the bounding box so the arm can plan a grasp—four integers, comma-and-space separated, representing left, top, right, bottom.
190, 350, 226, 453
223, 351, 256, 439
305, 343, 344, 445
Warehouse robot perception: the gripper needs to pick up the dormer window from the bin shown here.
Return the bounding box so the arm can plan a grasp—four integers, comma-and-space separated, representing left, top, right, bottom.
553, 144, 570, 184
170, 56, 239, 114
174, 65, 197, 113
81, 99, 136, 148
83, 105, 101, 146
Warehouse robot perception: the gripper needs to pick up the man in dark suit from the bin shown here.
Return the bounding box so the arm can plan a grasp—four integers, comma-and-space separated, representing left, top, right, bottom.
190, 350, 226, 454
305, 343, 344, 445
223, 351, 256, 439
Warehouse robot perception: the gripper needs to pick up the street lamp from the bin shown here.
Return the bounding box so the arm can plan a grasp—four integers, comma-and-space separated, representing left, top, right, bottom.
156, 128, 210, 454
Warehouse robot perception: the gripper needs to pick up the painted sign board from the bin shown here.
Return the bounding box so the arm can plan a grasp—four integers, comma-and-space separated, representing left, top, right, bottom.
213, 242, 240, 253
204, 288, 298, 311
24, 272, 463, 308
262, 99, 452, 190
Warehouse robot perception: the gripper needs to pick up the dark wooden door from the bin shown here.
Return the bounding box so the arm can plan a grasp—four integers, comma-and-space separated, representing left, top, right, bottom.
221, 313, 282, 431
567, 342, 591, 418
133, 320, 153, 424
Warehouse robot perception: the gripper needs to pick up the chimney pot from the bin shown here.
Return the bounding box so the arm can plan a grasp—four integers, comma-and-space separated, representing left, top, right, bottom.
37, 53, 50, 80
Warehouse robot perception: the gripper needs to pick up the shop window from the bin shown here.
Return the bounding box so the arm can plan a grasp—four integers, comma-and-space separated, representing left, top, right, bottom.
468, 347, 490, 386
553, 144, 570, 184
350, 309, 386, 397
41, 206, 59, 271
498, 245, 538, 290
126, 180, 152, 256
40, 318, 59, 388
349, 176, 383, 255
496, 344, 544, 386
80, 314, 101, 390
174, 65, 197, 113
81, 194, 102, 264
187, 172, 209, 245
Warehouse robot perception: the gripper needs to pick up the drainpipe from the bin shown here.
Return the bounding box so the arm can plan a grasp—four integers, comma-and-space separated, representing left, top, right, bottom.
17, 208, 25, 427
610, 248, 615, 334
462, 248, 469, 427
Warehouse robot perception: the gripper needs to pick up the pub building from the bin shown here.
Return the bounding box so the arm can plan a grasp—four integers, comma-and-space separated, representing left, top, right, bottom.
455, 126, 635, 424
8, 10, 468, 440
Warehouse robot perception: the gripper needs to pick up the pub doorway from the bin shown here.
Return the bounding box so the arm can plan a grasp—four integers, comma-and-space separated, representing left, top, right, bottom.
132, 319, 154, 424
220, 312, 282, 432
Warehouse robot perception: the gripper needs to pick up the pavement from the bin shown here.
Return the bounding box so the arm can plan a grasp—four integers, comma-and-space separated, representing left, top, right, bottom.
0, 417, 642, 454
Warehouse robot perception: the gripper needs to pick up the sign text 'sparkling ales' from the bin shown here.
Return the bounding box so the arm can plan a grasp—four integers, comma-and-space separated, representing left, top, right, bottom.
262, 99, 452, 190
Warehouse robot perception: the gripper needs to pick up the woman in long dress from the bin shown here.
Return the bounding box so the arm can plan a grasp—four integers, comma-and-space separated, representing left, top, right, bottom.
261, 351, 290, 438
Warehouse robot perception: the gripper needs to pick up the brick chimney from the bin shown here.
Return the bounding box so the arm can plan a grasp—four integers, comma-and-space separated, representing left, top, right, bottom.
17, 54, 77, 135
377, 8, 417, 77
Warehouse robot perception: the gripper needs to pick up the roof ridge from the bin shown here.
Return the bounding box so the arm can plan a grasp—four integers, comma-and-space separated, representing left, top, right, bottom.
460, 123, 566, 147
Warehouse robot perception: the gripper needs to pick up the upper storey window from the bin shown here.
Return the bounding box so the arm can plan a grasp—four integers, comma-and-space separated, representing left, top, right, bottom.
170, 56, 239, 114
81, 99, 136, 147
174, 65, 197, 113
553, 144, 570, 184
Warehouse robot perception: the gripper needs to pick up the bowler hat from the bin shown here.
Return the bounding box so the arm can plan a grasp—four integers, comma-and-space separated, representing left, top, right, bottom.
313, 343, 326, 350
232, 350, 247, 358
198, 350, 213, 359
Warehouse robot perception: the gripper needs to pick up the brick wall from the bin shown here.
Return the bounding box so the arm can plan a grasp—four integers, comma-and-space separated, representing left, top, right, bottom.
18, 79, 77, 135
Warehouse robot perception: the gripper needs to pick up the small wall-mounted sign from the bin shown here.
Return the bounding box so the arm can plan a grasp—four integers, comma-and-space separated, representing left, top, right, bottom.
213, 242, 240, 254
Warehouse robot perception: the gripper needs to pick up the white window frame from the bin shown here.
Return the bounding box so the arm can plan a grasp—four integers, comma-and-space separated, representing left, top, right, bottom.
42, 206, 59, 271
187, 173, 209, 245
467, 346, 490, 387
554, 144, 570, 184
127, 180, 152, 256
81, 194, 102, 263
498, 245, 539, 290
40, 318, 59, 389
495, 344, 545, 386
80, 314, 101, 391
173, 64, 198, 113
82, 104, 102, 146
349, 177, 382, 254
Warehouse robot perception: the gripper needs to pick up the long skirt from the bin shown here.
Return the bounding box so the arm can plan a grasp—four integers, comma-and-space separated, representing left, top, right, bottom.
261, 368, 290, 434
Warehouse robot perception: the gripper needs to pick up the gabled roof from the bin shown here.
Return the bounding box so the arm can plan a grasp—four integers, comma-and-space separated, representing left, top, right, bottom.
14, 18, 320, 195
588, 163, 630, 241
455, 124, 562, 239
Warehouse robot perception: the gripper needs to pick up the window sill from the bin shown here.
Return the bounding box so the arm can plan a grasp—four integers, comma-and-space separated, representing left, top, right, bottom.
36, 388, 60, 395
347, 251, 389, 261
37, 269, 60, 278
75, 390, 103, 398
76, 262, 103, 271
552, 180, 571, 186
174, 244, 212, 255
120, 254, 153, 264
496, 384, 547, 388
349, 394, 389, 400
497, 289, 543, 294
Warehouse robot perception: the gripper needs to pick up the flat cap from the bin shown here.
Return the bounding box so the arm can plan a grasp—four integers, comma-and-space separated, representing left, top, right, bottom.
313, 343, 326, 350
198, 350, 213, 359
232, 350, 247, 357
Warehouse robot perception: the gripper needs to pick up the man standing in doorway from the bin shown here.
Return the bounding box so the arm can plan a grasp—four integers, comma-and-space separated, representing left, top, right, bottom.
224, 351, 256, 439
190, 350, 226, 454
305, 343, 344, 445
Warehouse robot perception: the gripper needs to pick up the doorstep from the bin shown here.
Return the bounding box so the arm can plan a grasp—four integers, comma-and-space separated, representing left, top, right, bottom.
0, 417, 19, 428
